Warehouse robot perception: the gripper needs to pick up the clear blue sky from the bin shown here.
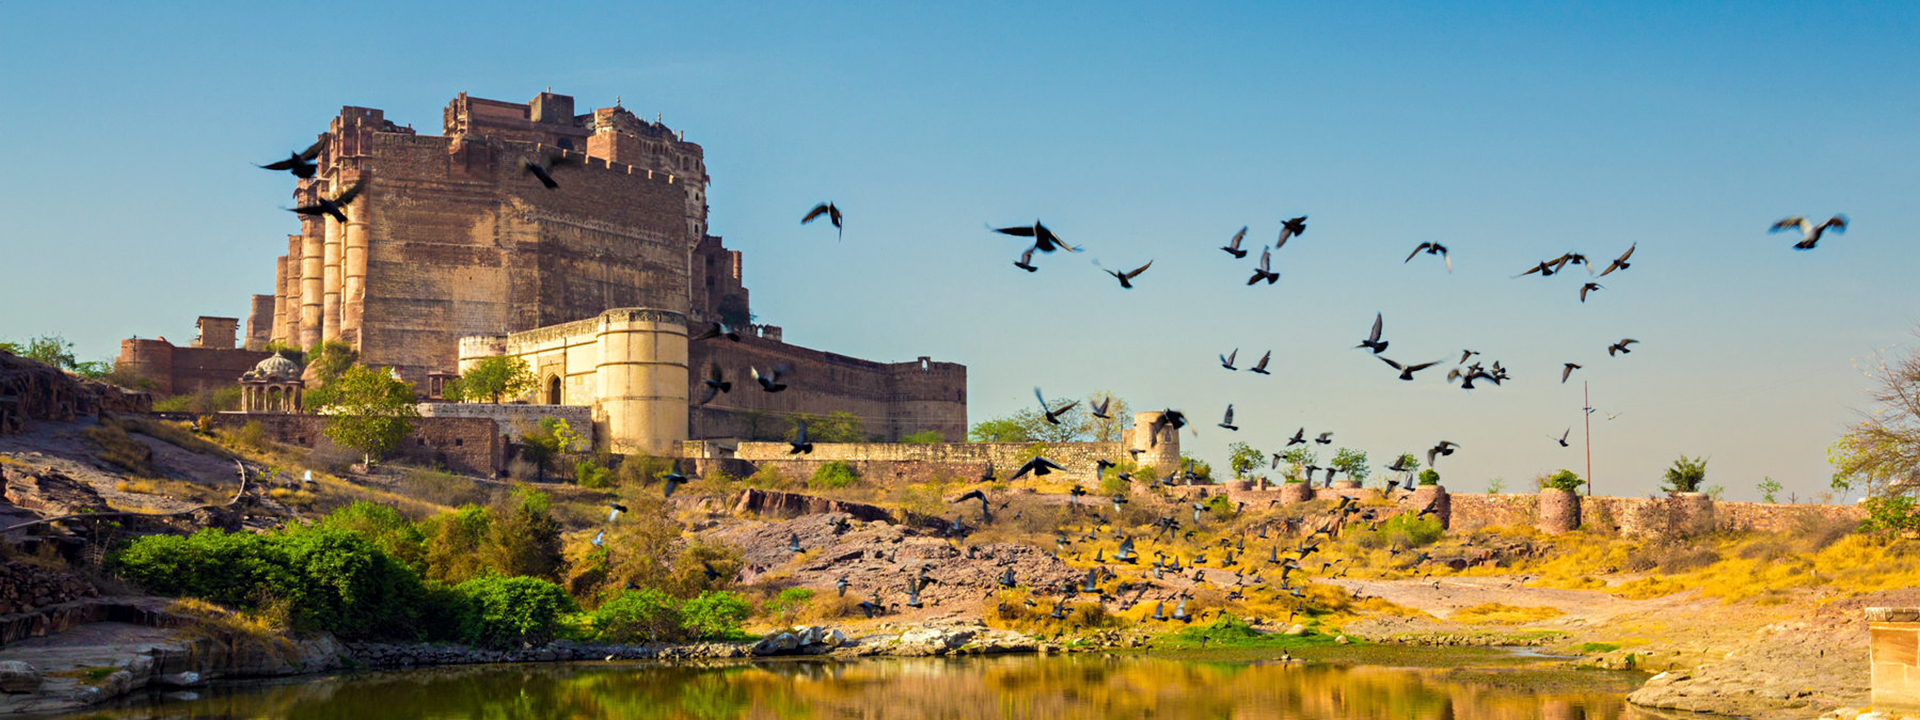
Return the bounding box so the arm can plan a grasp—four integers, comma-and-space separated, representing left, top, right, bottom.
3, 1, 1916, 501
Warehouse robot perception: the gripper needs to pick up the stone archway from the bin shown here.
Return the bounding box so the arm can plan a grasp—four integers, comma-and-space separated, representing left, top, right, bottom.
546, 376, 562, 405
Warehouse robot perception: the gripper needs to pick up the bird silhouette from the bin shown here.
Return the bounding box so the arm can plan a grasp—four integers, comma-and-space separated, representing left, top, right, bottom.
1554, 428, 1571, 447
993, 220, 1079, 252
1220, 349, 1238, 371
802, 202, 843, 239
1286, 428, 1306, 447
1580, 282, 1603, 302
1101, 260, 1152, 289
788, 420, 814, 455
1772, 215, 1847, 250
1562, 363, 1582, 383
1315, 432, 1333, 445
1218, 404, 1238, 431
258, 137, 326, 179
1405, 242, 1451, 271
1608, 339, 1639, 356
1276, 216, 1308, 249
1459, 349, 1480, 364
1090, 395, 1112, 419
519, 153, 574, 189
290, 178, 365, 223
1009, 455, 1064, 481
1357, 313, 1388, 353
1426, 441, 1459, 466
1597, 243, 1636, 277
607, 501, 628, 522
1013, 246, 1039, 272
752, 365, 790, 392
663, 472, 685, 498
1248, 351, 1272, 375
1222, 227, 1249, 258
1379, 356, 1439, 381
1034, 387, 1079, 425
1248, 246, 1279, 285
698, 363, 730, 405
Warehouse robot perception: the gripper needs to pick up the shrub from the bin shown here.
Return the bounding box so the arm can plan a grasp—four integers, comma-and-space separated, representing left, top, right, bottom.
480, 486, 564, 581
83, 419, 156, 476
1417, 469, 1440, 486
453, 575, 576, 648
575, 458, 613, 489
810, 461, 860, 489
766, 587, 814, 626
316, 502, 426, 571
399, 468, 491, 508
1204, 494, 1236, 522
590, 587, 683, 642
1861, 494, 1920, 535
421, 505, 492, 584
1662, 455, 1709, 493
680, 590, 750, 639
1540, 470, 1584, 493
230, 421, 270, 452
900, 431, 944, 444
1352, 513, 1445, 550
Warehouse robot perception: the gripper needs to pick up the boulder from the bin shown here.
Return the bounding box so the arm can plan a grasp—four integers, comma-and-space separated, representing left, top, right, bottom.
0, 661, 41, 693
751, 632, 802, 656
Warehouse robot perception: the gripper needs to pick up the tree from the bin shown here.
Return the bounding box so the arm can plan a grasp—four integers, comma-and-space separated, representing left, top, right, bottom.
1226, 442, 1265, 480
306, 340, 360, 389
1540, 469, 1584, 493
1661, 455, 1709, 493
447, 356, 536, 404
969, 416, 1033, 442
791, 411, 865, 443
1082, 392, 1131, 443
1418, 468, 1440, 486
1330, 448, 1369, 482
480, 485, 564, 581
1279, 447, 1317, 481
522, 417, 581, 483
966, 395, 1100, 444
315, 365, 419, 464
716, 294, 753, 330
1832, 334, 1920, 500
1757, 477, 1782, 503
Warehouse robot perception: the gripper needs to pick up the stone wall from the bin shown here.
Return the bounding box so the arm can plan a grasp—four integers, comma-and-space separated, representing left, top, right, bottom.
1870, 607, 1920, 714
207, 413, 503, 476
114, 338, 268, 397
415, 403, 591, 449
0, 562, 98, 618
689, 335, 966, 443
733, 441, 1127, 486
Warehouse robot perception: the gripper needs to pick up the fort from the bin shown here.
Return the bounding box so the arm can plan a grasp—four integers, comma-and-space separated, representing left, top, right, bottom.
115, 89, 965, 456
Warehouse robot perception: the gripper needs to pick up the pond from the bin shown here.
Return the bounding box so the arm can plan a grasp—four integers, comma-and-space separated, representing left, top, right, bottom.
43, 651, 1661, 719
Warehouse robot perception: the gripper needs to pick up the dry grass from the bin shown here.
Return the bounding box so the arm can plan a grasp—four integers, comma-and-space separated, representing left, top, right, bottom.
113, 477, 228, 505
1450, 602, 1566, 625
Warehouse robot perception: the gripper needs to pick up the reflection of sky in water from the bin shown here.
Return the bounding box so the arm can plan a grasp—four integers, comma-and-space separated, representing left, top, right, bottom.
57, 655, 1660, 720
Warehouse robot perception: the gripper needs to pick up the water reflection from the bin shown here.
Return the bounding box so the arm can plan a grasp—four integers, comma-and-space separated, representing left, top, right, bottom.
55, 654, 1659, 720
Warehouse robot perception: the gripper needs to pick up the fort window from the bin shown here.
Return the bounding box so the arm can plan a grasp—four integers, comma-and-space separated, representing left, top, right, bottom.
547, 376, 562, 405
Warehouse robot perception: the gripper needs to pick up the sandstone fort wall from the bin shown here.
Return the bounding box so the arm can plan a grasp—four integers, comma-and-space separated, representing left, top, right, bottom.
209, 413, 502, 476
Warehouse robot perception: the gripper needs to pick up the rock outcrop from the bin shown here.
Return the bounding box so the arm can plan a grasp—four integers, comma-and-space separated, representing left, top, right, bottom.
2, 466, 109, 517
0, 352, 149, 435
732, 489, 898, 523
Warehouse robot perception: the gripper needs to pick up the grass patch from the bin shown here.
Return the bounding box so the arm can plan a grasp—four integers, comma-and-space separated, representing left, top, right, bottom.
1449, 603, 1565, 625
1576, 642, 1621, 653
83, 419, 156, 476
1153, 614, 1344, 650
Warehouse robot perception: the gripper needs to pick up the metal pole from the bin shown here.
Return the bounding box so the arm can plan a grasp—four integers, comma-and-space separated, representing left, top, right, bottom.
1584, 381, 1593, 497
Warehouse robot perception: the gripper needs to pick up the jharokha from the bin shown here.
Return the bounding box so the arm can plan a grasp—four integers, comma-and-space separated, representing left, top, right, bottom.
114, 90, 968, 460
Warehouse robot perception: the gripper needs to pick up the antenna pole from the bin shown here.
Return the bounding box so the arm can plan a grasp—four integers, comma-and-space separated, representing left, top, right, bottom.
1584, 381, 1594, 497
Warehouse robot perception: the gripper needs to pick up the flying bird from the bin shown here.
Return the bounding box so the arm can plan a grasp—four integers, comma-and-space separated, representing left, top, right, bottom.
289, 178, 366, 223
698, 363, 730, 405
752, 365, 790, 392
258, 137, 327, 179
1515, 260, 1559, 278
1035, 388, 1079, 425
1458, 349, 1480, 364
1248, 351, 1272, 375
663, 472, 685, 498
1771, 215, 1847, 250
802, 202, 844, 239
1218, 404, 1238, 431
1404, 242, 1450, 271
1090, 395, 1112, 419
1286, 428, 1307, 447
1580, 283, 1603, 303
1101, 260, 1153, 289
1356, 313, 1388, 354
1248, 247, 1279, 285
1276, 216, 1308, 249
1315, 432, 1333, 445
1009, 456, 1065, 481
1597, 243, 1636, 277
1608, 339, 1639, 356
788, 420, 814, 455
1554, 428, 1571, 447
1561, 363, 1581, 384
1220, 349, 1238, 371
519, 153, 575, 189
1222, 227, 1249, 258
1426, 441, 1459, 466
1013, 246, 1039, 272
692, 322, 741, 342
993, 220, 1079, 252
1379, 356, 1440, 381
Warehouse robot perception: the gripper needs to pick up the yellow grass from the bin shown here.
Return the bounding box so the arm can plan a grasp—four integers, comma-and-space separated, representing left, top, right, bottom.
1449, 602, 1565, 625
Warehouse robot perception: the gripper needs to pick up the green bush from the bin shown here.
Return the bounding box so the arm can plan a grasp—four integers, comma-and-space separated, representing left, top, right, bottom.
590, 587, 684, 642
679, 590, 750, 639
1662, 455, 1709, 493
316, 502, 427, 572
767, 587, 814, 625
1861, 494, 1920, 535
453, 575, 577, 648
1540, 469, 1584, 493
1417, 469, 1440, 486
810, 461, 860, 489
1352, 512, 1445, 550
575, 458, 613, 489
899, 431, 944, 444
109, 526, 424, 640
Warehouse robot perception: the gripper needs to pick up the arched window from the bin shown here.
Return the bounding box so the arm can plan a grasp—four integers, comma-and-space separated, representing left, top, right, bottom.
547, 376, 562, 405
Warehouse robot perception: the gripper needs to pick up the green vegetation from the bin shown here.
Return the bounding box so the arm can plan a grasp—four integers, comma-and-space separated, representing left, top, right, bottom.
1860, 494, 1920, 535
1758, 477, 1782, 503
304, 340, 359, 389
444, 356, 536, 404
789, 411, 867, 443
1329, 448, 1369, 482
899, 430, 945, 443
1352, 513, 1444, 550
151, 385, 244, 414
1156, 614, 1342, 650
810, 461, 861, 489
588, 587, 683, 642
312, 366, 419, 465
1661, 455, 1709, 493
521, 417, 582, 483
1226, 442, 1264, 480
968, 393, 1129, 443
1486, 477, 1506, 493
1540, 469, 1584, 493
679, 591, 751, 639
452, 575, 577, 647
1417, 468, 1440, 486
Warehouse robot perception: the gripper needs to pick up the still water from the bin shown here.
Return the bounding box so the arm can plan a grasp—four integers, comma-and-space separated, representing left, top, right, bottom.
50, 653, 1658, 720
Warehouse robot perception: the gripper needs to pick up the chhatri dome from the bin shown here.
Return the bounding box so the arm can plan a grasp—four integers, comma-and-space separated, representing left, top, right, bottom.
239, 351, 304, 413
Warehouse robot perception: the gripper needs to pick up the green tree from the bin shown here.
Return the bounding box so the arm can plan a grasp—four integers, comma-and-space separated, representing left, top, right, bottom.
18, 335, 77, 369
1279, 447, 1317, 481
305, 340, 360, 389
969, 416, 1033, 442
481, 485, 565, 581
1757, 477, 1783, 503
1540, 469, 1584, 493
1226, 442, 1265, 480
900, 430, 945, 443
1081, 392, 1131, 443
679, 590, 750, 639
446, 356, 536, 404
791, 411, 866, 443
421, 505, 492, 584
1662, 455, 1709, 493
1418, 468, 1440, 486
1831, 333, 1920, 501
315, 366, 419, 464
521, 417, 581, 483
1330, 448, 1369, 482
